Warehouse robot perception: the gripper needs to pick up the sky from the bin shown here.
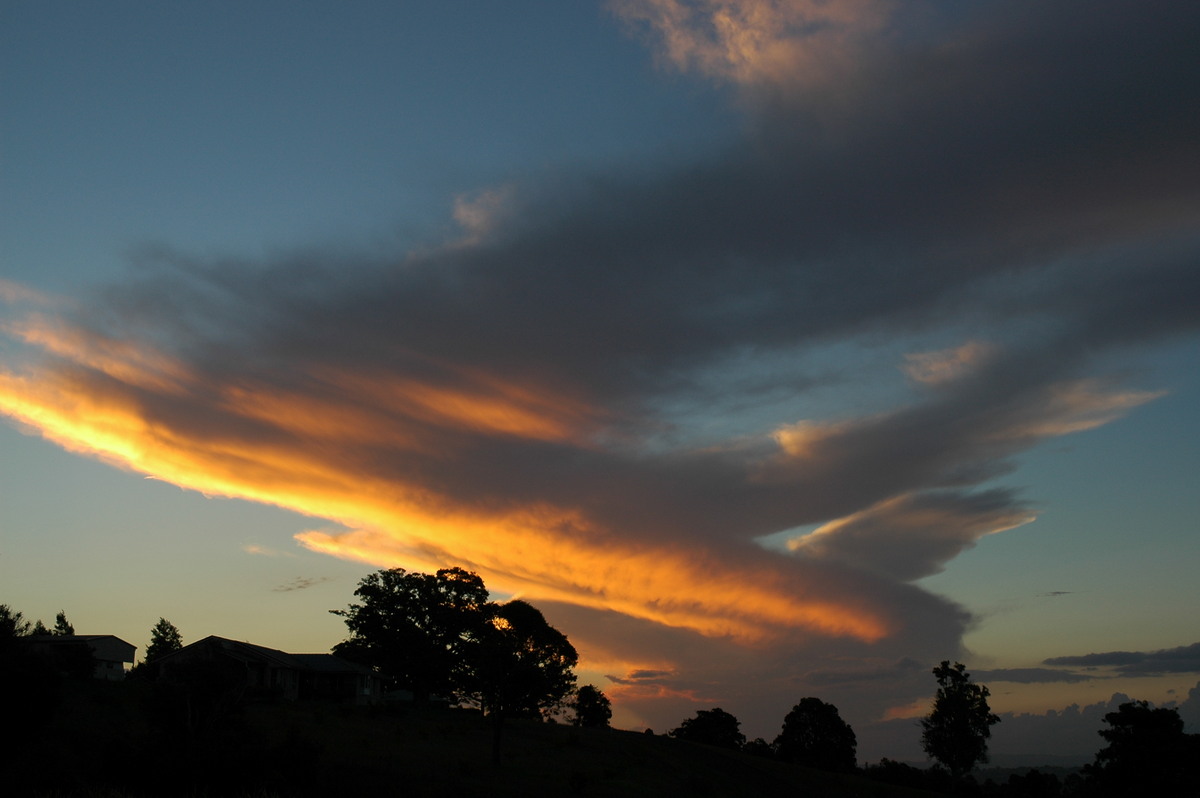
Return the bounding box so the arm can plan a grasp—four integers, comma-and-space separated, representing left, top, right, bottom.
2, 0, 1198, 764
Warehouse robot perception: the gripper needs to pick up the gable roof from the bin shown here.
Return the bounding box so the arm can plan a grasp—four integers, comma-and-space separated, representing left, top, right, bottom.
158, 636, 375, 675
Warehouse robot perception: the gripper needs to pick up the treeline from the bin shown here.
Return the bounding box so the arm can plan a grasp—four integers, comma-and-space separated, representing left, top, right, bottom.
5, 570, 1200, 797
650, 662, 1199, 797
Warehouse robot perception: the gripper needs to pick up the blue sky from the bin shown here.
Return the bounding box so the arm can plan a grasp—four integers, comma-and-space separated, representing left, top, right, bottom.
2, 1, 1198, 762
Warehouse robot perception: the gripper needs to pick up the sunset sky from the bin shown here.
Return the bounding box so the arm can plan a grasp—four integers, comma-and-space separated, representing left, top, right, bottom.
2, 1, 1198, 762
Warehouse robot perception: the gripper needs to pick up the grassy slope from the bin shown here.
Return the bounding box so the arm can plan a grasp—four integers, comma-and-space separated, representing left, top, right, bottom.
21, 681, 937, 797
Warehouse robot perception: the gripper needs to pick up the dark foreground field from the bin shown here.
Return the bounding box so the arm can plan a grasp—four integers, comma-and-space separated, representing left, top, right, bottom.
10, 679, 936, 797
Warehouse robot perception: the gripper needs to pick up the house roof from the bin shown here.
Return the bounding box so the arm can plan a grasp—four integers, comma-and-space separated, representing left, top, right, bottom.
159, 636, 377, 677
27, 634, 135, 646
25, 634, 137, 661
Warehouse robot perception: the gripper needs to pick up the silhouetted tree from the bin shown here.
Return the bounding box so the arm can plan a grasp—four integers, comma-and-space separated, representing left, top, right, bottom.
1084, 700, 1199, 796
864, 759, 951, 792
0, 603, 60, 734
0, 604, 33, 640
457, 598, 578, 764
332, 567, 489, 704
920, 661, 1000, 779
573, 684, 613, 728
774, 697, 857, 772
145, 618, 183, 663
458, 599, 578, 719
670, 707, 746, 750
1005, 768, 1062, 798
52, 610, 74, 636
743, 737, 774, 759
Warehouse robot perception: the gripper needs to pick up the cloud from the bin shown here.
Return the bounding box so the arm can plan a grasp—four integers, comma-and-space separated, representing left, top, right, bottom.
609, 0, 891, 90
3, 1, 1200, 740
789, 489, 1034, 581
1045, 643, 1200, 676
242, 543, 296, 558
271, 576, 333, 593
972, 668, 1095, 685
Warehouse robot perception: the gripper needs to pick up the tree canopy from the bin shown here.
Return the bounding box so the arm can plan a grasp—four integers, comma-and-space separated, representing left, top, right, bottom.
573, 684, 613, 728
1086, 701, 1200, 796
670, 707, 746, 750
920, 661, 1000, 778
332, 567, 490, 703
773, 697, 857, 772
53, 610, 74, 636
456, 599, 578, 720
332, 567, 577, 717
144, 618, 183, 663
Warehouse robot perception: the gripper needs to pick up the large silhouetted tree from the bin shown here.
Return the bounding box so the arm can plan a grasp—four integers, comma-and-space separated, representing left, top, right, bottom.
774, 697, 857, 772
1085, 700, 1200, 796
457, 598, 578, 764
457, 599, 578, 720
332, 567, 489, 703
670, 707, 746, 750
573, 684, 613, 728
920, 661, 1000, 779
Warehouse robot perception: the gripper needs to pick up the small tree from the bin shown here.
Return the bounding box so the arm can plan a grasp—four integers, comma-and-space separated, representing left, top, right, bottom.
670, 707, 746, 750
145, 618, 183, 663
573, 684, 613, 728
774, 697, 857, 772
920, 661, 1000, 779
0, 604, 33, 640
53, 610, 74, 636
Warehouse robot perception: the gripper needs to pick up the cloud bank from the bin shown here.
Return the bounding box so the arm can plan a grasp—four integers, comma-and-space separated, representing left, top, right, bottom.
2, 1, 1198, 736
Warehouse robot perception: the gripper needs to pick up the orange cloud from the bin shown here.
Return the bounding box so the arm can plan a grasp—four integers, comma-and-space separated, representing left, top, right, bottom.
0, 312, 888, 646
903, 341, 996, 386
611, 0, 890, 88
994, 379, 1164, 440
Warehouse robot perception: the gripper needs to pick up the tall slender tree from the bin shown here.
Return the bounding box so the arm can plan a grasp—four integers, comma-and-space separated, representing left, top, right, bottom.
920, 661, 1000, 779
53, 610, 74, 636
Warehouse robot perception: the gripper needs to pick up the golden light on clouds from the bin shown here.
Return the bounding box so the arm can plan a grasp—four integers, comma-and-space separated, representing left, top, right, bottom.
0, 306, 888, 646
611, 0, 890, 88
0, 296, 1169, 659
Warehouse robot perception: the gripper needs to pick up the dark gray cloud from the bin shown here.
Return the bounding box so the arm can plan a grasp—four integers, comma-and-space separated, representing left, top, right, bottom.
4, 0, 1198, 742
973, 668, 1095, 685
1045, 643, 1200, 676
271, 576, 332, 593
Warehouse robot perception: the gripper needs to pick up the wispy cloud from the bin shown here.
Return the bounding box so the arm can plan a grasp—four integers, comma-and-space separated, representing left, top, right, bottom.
272, 576, 333, 593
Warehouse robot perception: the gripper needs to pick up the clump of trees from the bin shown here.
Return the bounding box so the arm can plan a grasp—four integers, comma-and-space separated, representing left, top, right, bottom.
1085, 700, 1200, 796
670, 707, 746, 750
668, 698, 858, 774
331, 567, 579, 764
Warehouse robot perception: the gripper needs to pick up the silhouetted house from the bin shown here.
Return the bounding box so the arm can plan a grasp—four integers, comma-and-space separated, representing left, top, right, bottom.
24, 634, 136, 680
155, 635, 381, 704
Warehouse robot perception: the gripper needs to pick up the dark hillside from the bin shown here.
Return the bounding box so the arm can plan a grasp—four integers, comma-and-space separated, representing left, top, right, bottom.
13, 680, 936, 797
